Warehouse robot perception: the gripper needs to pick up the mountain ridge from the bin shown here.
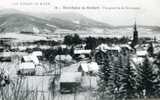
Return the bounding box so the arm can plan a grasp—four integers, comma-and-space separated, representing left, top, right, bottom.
0, 9, 159, 34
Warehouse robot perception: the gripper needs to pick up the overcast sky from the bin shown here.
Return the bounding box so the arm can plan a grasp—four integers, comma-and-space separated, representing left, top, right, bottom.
0, 0, 160, 26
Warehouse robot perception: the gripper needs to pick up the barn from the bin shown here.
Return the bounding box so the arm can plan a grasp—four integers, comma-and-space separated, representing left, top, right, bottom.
59, 72, 82, 93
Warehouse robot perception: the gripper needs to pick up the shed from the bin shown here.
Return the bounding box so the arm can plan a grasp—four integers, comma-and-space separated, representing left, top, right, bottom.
59, 72, 82, 93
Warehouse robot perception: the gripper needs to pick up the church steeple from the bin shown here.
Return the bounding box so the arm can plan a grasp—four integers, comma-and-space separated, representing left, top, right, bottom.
131, 20, 138, 48
134, 21, 137, 32
133, 21, 138, 40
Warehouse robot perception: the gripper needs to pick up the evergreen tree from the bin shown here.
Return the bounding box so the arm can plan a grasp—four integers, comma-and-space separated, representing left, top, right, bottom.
85, 37, 97, 50
63, 34, 82, 45
147, 42, 154, 56
119, 55, 136, 99
73, 34, 82, 45
136, 56, 159, 98
107, 55, 123, 100
95, 51, 107, 65
97, 54, 111, 98
63, 35, 73, 45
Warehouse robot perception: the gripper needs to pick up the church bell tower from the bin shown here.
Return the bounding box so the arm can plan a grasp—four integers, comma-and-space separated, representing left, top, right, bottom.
131, 21, 138, 48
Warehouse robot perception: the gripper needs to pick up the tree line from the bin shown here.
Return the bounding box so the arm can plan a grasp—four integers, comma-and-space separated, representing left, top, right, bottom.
63, 34, 130, 50
97, 52, 160, 100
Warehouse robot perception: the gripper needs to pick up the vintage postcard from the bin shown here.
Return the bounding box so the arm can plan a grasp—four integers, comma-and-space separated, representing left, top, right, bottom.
0, 0, 160, 100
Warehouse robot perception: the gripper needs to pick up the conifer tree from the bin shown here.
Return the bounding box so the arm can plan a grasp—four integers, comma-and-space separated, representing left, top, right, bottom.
107, 55, 123, 100
136, 56, 159, 98
97, 54, 111, 98
119, 55, 136, 99
147, 42, 154, 56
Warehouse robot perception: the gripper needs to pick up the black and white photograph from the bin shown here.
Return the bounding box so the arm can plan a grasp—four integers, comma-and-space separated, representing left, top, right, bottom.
0, 0, 160, 100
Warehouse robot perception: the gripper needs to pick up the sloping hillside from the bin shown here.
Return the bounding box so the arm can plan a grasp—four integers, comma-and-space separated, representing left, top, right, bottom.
47, 12, 113, 29
0, 13, 56, 33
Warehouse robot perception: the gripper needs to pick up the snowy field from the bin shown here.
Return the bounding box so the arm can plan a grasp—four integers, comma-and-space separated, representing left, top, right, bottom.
1, 28, 160, 43
0, 33, 47, 42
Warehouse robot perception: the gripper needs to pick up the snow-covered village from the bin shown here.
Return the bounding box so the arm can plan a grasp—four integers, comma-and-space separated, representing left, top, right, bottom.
0, 2, 160, 100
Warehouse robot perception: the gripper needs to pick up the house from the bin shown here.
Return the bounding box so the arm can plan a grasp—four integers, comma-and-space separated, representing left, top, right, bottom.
120, 44, 134, 54
22, 54, 39, 64
59, 72, 82, 93
73, 43, 91, 59
78, 62, 99, 76
96, 44, 121, 56
17, 62, 36, 75
74, 49, 91, 59
95, 44, 122, 65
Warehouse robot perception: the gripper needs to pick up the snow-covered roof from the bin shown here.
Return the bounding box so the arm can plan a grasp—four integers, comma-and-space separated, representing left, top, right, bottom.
60, 45, 67, 49
136, 50, 148, 57
89, 62, 99, 72
55, 55, 72, 62
74, 50, 91, 54
59, 72, 82, 83
79, 62, 99, 72
22, 54, 39, 64
131, 57, 144, 65
23, 56, 32, 62
96, 44, 109, 51
31, 55, 39, 64
0, 52, 13, 57
80, 63, 88, 72
96, 44, 121, 52
19, 62, 35, 69
32, 51, 42, 57
120, 44, 132, 50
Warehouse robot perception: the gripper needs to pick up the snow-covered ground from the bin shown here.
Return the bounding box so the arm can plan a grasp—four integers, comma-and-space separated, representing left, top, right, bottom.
0, 33, 47, 42
0, 59, 98, 100
53, 60, 98, 100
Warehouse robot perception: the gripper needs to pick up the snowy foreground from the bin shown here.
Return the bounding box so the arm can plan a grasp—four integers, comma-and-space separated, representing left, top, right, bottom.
0, 61, 99, 100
